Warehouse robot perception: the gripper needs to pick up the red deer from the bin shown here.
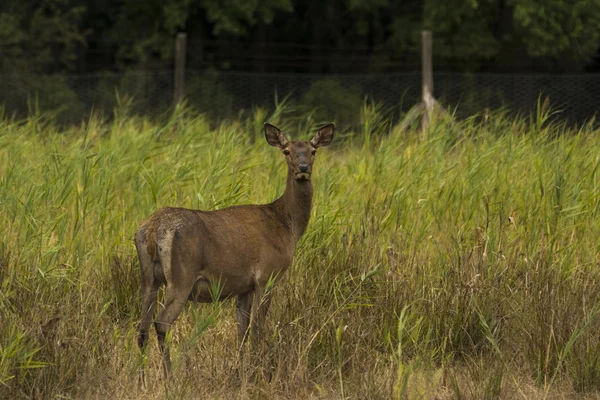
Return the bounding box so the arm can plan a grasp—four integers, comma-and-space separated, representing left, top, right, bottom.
134, 122, 334, 380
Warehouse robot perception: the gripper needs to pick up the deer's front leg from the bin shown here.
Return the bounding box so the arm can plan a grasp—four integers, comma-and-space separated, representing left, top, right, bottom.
236, 292, 253, 351
250, 284, 273, 351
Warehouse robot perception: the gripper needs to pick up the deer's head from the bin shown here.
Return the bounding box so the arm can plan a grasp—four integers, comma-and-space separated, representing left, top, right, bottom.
264, 123, 334, 181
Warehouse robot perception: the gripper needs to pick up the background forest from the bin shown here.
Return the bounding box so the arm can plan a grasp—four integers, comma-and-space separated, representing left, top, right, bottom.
2, 0, 600, 124
3, 0, 600, 74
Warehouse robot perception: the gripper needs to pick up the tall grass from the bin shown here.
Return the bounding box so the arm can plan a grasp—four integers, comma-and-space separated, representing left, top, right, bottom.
1, 104, 600, 399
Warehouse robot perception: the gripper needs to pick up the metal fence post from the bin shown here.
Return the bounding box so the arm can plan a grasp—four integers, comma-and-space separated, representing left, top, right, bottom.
174, 32, 187, 105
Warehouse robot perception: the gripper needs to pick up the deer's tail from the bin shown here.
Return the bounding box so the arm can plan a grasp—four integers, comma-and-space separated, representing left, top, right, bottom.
145, 222, 159, 263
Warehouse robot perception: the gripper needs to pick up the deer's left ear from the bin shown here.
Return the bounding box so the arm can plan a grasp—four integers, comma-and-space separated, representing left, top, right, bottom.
310, 123, 335, 148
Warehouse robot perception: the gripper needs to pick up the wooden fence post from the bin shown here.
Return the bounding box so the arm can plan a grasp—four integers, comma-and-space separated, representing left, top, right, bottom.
421, 30, 433, 133
398, 30, 460, 134
174, 32, 187, 105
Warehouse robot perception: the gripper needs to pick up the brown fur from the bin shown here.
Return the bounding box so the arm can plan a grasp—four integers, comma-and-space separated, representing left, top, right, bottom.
134, 123, 334, 382
145, 220, 159, 263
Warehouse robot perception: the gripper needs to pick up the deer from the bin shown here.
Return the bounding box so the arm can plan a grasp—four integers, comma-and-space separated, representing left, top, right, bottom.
134, 122, 334, 381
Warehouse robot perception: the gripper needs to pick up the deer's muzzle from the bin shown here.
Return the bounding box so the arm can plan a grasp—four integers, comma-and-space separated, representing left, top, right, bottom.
295, 172, 311, 180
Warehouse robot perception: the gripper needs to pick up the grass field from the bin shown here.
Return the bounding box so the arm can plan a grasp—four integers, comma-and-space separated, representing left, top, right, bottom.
2, 103, 600, 399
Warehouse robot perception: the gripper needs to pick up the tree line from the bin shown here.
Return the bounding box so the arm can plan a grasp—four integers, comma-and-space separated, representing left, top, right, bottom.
2, 0, 600, 76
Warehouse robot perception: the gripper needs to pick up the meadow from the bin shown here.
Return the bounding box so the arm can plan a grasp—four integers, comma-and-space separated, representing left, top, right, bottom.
1, 102, 600, 399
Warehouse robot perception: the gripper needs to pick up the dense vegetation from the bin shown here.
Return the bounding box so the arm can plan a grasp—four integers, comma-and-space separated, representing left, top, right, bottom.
1, 105, 600, 398
2, 0, 600, 75
3, 1, 599, 125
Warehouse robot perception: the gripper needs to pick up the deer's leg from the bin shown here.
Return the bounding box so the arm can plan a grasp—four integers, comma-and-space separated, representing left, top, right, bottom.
135, 231, 158, 389
154, 285, 191, 379
250, 285, 273, 351
137, 281, 159, 389
236, 291, 253, 350
138, 281, 159, 352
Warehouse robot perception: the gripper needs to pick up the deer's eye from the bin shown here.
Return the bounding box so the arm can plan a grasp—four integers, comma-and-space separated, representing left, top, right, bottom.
283, 149, 290, 155
311, 150, 317, 155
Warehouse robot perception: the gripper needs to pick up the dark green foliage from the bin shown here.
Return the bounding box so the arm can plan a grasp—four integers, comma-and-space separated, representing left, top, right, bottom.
2, 0, 600, 76
301, 79, 363, 126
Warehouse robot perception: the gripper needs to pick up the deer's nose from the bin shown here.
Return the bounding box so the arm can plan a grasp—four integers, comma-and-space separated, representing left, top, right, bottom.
299, 165, 309, 173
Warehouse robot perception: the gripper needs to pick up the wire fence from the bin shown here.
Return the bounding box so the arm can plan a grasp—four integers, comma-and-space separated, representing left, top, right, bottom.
1, 69, 599, 125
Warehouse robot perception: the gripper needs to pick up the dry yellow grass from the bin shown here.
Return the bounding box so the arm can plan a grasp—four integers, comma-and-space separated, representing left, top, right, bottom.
2, 105, 600, 399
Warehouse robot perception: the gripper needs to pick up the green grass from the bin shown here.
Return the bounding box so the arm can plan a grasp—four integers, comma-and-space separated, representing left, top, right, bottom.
1, 104, 600, 399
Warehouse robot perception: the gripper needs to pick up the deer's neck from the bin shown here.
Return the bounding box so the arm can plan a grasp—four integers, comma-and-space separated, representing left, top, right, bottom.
274, 172, 313, 242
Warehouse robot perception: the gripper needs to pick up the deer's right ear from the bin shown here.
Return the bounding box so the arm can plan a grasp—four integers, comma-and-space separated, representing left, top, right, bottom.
264, 123, 289, 149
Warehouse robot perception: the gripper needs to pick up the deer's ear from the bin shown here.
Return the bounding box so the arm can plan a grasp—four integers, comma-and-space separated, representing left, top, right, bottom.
310, 123, 335, 148
264, 123, 289, 149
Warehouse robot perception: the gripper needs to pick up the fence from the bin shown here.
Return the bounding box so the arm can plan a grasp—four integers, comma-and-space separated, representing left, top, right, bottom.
1, 69, 599, 125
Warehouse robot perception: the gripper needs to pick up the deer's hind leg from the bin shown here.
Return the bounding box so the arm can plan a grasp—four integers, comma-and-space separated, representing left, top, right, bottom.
135, 228, 160, 388
154, 285, 191, 379
138, 278, 159, 353
138, 280, 159, 388
136, 254, 159, 353
153, 237, 197, 379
